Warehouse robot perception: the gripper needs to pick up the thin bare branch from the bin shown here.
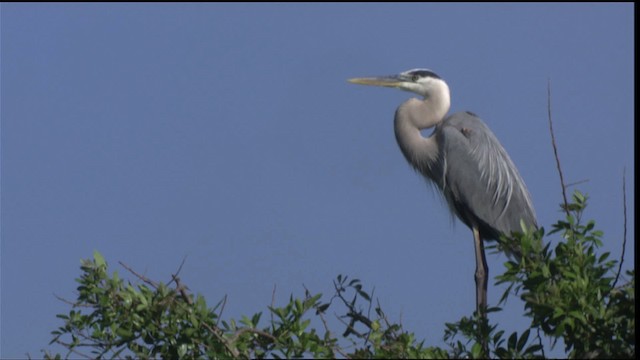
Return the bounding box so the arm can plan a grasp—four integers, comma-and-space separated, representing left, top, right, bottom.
51, 339, 99, 359
53, 293, 91, 307
302, 283, 346, 359
365, 287, 375, 321
547, 79, 570, 216
335, 311, 364, 338
172, 275, 192, 305
216, 294, 228, 327
168, 256, 188, 286
201, 321, 241, 359
565, 179, 589, 188
613, 167, 627, 289
363, 287, 375, 345
230, 327, 277, 343
270, 284, 276, 326
118, 261, 159, 289
536, 328, 546, 359
316, 304, 342, 358
376, 298, 392, 329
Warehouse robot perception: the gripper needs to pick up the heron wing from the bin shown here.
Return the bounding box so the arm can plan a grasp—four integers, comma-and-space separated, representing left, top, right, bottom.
438, 112, 537, 240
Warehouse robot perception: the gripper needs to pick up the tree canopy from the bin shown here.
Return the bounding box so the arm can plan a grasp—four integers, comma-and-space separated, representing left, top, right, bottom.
44, 191, 634, 359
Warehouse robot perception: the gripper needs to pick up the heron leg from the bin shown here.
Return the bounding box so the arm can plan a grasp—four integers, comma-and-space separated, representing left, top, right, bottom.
472, 226, 488, 314
473, 225, 489, 355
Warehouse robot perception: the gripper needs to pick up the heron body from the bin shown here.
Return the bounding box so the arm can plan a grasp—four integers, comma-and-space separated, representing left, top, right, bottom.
403, 111, 537, 244
348, 69, 537, 331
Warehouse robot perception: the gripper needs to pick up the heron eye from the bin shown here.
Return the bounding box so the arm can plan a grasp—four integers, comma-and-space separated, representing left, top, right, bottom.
411, 74, 420, 82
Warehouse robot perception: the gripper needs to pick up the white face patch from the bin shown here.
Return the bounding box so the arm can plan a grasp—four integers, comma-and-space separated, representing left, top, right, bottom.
399, 75, 447, 98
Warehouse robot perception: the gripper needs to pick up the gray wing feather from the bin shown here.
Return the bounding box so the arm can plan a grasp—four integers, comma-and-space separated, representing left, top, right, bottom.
438, 112, 536, 239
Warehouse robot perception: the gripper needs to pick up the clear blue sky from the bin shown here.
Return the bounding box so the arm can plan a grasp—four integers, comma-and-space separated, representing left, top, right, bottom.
1, 3, 634, 358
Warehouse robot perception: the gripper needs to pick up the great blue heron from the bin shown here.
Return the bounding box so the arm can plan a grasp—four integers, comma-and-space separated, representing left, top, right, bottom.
348, 69, 537, 318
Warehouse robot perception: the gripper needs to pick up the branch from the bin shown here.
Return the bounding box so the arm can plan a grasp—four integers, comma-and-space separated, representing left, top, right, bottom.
53, 293, 92, 308
317, 307, 350, 359
201, 321, 241, 358
336, 311, 365, 338
536, 328, 546, 359
51, 339, 102, 359
270, 284, 276, 327
302, 284, 344, 359
216, 294, 227, 327
118, 261, 159, 289
168, 256, 188, 286
363, 287, 375, 345
547, 79, 570, 217
612, 167, 628, 289
332, 280, 372, 338
376, 298, 394, 333
172, 275, 192, 305
229, 327, 277, 343
565, 179, 589, 188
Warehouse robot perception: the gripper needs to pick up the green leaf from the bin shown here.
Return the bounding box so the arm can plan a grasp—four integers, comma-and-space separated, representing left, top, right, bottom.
508, 331, 517, 350
93, 251, 106, 268
569, 310, 587, 324
316, 303, 330, 314
470, 342, 483, 358
251, 312, 262, 327
306, 293, 322, 306
357, 289, 371, 301
240, 315, 252, 327
598, 252, 610, 264
115, 327, 132, 339
517, 329, 530, 352
177, 343, 188, 358
300, 319, 311, 332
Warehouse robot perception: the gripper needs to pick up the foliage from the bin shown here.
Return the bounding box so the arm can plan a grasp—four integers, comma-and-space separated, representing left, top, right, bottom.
494, 191, 635, 358
45, 191, 634, 359
45, 256, 445, 359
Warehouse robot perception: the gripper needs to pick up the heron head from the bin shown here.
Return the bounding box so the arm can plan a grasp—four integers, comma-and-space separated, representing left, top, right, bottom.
348, 68, 447, 98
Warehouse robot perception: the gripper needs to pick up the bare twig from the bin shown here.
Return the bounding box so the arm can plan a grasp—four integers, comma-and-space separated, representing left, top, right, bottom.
302, 283, 348, 358
53, 293, 92, 307
201, 321, 241, 358
362, 287, 376, 345
51, 339, 100, 359
365, 287, 375, 322
168, 256, 188, 286
335, 311, 365, 338
118, 261, 159, 289
317, 309, 350, 359
216, 294, 228, 327
612, 167, 627, 289
332, 280, 374, 340
172, 275, 192, 305
375, 298, 401, 339
229, 327, 277, 343
270, 284, 277, 326
547, 79, 570, 216
376, 299, 391, 329
565, 179, 589, 188
536, 328, 546, 359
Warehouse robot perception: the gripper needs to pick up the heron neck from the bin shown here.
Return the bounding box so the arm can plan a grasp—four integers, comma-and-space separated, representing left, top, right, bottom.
393, 98, 442, 175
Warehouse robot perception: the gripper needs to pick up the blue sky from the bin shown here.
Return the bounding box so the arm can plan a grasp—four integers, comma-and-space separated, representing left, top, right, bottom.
1, 3, 634, 358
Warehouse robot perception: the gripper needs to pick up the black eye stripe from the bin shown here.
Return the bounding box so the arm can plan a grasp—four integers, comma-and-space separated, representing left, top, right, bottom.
408, 69, 441, 80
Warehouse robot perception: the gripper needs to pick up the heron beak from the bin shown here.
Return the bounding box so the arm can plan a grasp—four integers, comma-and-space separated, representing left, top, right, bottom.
347, 75, 403, 88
